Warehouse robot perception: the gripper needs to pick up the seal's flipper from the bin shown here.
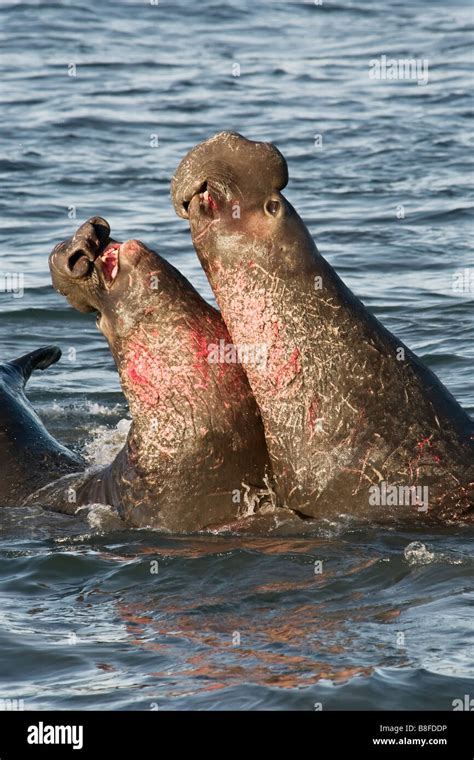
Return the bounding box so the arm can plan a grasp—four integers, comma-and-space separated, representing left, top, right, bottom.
8, 346, 62, 387
0, 345, 83, 507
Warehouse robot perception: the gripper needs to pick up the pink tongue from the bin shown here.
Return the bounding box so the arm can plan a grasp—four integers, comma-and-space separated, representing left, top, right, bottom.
102, 244, 120, 281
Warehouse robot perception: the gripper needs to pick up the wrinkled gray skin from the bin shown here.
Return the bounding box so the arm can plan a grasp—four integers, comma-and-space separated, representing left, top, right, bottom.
0, 346, 84, 507
37, 216, 275, 532
172, 131, 474, 522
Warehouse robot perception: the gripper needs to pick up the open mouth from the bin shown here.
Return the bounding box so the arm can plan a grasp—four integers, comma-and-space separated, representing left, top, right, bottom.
183, 183, 222, 244
99, 243, 121, 286
183, 181, 218, 217
200, 184, 217, 210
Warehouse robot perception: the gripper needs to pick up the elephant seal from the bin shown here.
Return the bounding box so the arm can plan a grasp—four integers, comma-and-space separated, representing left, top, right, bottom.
42, 216, 275, 531
0, 345, 84, 506
172, 131, 474, 521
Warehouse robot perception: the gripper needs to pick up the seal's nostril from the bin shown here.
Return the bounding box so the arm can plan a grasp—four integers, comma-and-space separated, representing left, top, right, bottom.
68, 250, 86, 268
91, 217, 110, 246
67, 249, 91, 278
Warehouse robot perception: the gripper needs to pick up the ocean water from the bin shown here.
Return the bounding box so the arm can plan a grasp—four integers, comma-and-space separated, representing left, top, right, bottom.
0, 0, 472, 710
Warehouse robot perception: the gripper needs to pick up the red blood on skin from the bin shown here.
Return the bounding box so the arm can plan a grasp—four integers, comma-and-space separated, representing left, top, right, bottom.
274, 347, 301, 389
125, 340, 160, 407
416, 436, 442, 463
211, 266, 305, 393
407, 435, 443, 479
193, 334, 209, 362
417, 436, 431, 452
191, 333, 211, 389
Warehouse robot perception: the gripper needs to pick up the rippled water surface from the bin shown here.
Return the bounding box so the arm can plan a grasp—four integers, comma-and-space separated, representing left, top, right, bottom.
0, 0, 472, 710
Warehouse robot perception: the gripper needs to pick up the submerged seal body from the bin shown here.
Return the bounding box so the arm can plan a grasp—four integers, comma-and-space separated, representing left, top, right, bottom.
44, 216, 273, 531
172, 131, 474, 521
0, 346, 84, 506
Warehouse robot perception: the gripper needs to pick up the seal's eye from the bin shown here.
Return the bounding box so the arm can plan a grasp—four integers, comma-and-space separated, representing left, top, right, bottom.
265, 200, 280, 217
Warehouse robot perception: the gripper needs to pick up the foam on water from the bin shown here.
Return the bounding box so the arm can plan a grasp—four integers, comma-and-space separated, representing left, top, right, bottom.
83, 418, 132, 466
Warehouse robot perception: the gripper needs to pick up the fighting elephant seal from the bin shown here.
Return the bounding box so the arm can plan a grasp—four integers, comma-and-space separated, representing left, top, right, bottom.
172, 131, 474, 521
0, 346, 84, 507
40, 216, 275, 531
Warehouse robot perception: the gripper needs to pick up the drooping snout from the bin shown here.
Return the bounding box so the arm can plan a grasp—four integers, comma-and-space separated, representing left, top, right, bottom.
49, 216, 112, 312
49, 216, 110, 280
171, 131, 289, 219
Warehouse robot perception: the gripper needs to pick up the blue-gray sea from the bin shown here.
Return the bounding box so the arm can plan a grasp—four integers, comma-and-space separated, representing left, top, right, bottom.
0, 0, 472, 710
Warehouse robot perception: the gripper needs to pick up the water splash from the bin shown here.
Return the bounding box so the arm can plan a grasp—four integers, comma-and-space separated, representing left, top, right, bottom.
83, 418, 131, 466
404, 541, 463, 566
